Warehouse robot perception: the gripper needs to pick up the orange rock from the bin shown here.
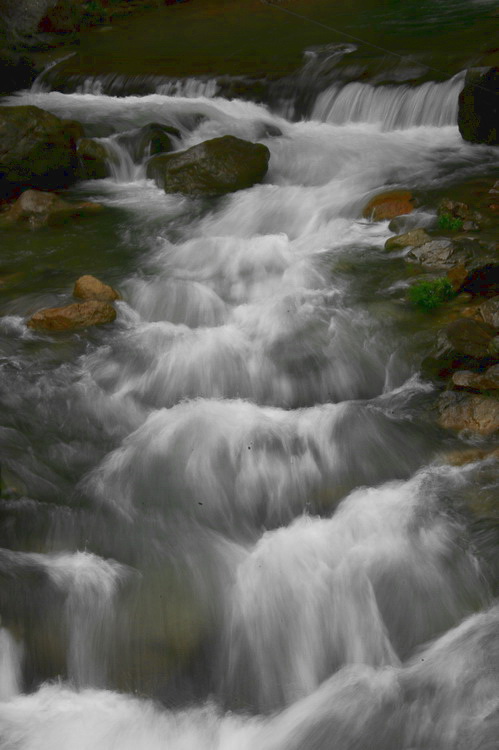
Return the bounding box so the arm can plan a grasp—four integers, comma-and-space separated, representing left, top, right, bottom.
362, 190, 415, 221
27, 300, 116, 331
73, 275, 120, 302
447, 264, 469, 292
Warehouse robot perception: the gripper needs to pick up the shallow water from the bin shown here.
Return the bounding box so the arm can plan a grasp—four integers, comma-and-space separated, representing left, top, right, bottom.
1, 29, 499, 750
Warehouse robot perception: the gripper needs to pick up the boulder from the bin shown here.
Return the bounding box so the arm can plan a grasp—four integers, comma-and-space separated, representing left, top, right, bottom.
27, 300, 116, 332
0, 190, 102, 228
73, 275, 120, 302
384, 228, 430, 252
146, 135, 270, 196
77, 138, 110, 180
458, 264, 499, 298
438, 391, 499, 435
362, 190, 415, 222
477, 297, 499, 328
407, 239, 461, 268
458, 67, 499, 145
452, 364, 499, 392
118, 123, 180, 162
0, 105, 80, 197
424, 317, 498, 379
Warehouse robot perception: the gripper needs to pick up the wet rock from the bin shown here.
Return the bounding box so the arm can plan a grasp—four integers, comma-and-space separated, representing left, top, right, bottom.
146, 135, 270, 196
118, 122, 181, 162
447, 264, 469, 292
407, 239, 462, 268
477, 297, 499, 328
0, 105, 80, 197
438, 199, 474, 222
438, 391, 499, 435
77, 138, 110, 180
27, 300, 116, 332
458, 264, 499, 298
452, 364, 499, 392
384, 228, 430, 252
0, 189, 102, 229
73, 275, 120, 302
458, 67, 499, 145
441, 447, 499, 466
362, 190, 415, 222
424, 317, 498, 379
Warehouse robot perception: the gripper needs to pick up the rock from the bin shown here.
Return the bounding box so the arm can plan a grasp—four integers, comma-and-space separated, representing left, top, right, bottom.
37, 0, 88, 33
438, 391, 499, 435
407, 239, 460, 268
118, 123, 181, 162
146, 135, 270, 196
442, 318, 497, 361
77, 138, 110, 180
61, 119, 85, 143
384, 228, 430, 252
0, 50, 36, 95
477, 297, 499, 328
27, 300, 116, 332
0, 106, 80, 197
452, 364, 499, 392
458, 67, 499, 145
362, 190, 415, 222
73, 275, 120, 302
458, 264, 499, 298
447, 264, 469, 292
441, 447, 499, 466
438, 199, 472, 221
0, 190, 102, 229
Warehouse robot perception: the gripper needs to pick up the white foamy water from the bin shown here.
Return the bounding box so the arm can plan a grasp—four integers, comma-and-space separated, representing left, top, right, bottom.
1, 59, 498, 750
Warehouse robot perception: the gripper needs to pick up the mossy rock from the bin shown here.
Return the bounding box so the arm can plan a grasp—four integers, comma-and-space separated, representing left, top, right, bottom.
146, 135, 270, 196
77, 138, 110, 180
0, 105, 80, 197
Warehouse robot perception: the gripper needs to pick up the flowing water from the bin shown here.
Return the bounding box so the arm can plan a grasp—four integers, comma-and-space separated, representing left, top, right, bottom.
1, 34, 499, 750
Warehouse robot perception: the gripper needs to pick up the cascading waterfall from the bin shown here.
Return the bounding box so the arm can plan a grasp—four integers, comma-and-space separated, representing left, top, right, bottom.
1, 43, 498, 750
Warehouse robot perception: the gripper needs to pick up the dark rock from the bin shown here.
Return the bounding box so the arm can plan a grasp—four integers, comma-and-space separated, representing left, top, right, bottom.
118, 122, 181, 163
424, 317, 498, 379
0, 105, 80, 197
77, 138, 109, 180
27, 300, 116, 331
458, 264, 499, 298
146, 135, 270, 196
362, 190, 415, 222
478, 297, 499, 328
0, 50, 36, 94
37, 0, 87, 33
458, 67, 499, 145
447, 264, 469, 292
438, 391, 499, 435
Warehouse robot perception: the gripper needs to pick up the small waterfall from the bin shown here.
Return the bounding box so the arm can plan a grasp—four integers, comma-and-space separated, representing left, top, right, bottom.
99, 136, 144, 183
0, 628, 23, 700
312, 73, 465, 129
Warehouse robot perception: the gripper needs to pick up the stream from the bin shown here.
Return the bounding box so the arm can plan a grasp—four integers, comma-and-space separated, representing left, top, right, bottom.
0, 21, 499, 750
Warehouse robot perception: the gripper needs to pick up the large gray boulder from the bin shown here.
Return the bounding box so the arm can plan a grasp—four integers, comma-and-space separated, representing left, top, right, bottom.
0, 105, 80, 196
458, 67, 499, 145
146, 135, 270, 196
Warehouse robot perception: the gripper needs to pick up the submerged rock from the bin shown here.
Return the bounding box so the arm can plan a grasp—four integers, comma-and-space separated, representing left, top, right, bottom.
73, 275, 120, 302
27, 300, 116, 332
146, 135, 270, 196
438, 391, 499, 435
0, 190, 102, 229
458, 67, 499, 145
384, 228, 430, 251
362, 190, 415, 222
0, 106, 80, 197
76, 138, 110, 180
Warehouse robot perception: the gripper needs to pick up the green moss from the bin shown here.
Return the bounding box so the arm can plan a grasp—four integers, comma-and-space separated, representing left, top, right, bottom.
408, 278, 455, 310
437, 213, 464, 231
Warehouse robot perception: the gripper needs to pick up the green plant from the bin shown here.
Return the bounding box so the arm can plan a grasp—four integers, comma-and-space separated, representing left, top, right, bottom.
408, 278, 455, 310
437, 213, 463, 231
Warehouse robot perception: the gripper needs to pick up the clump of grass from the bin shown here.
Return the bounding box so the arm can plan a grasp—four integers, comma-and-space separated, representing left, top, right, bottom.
408, 278, 455, 310
437, 213, 463, 231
